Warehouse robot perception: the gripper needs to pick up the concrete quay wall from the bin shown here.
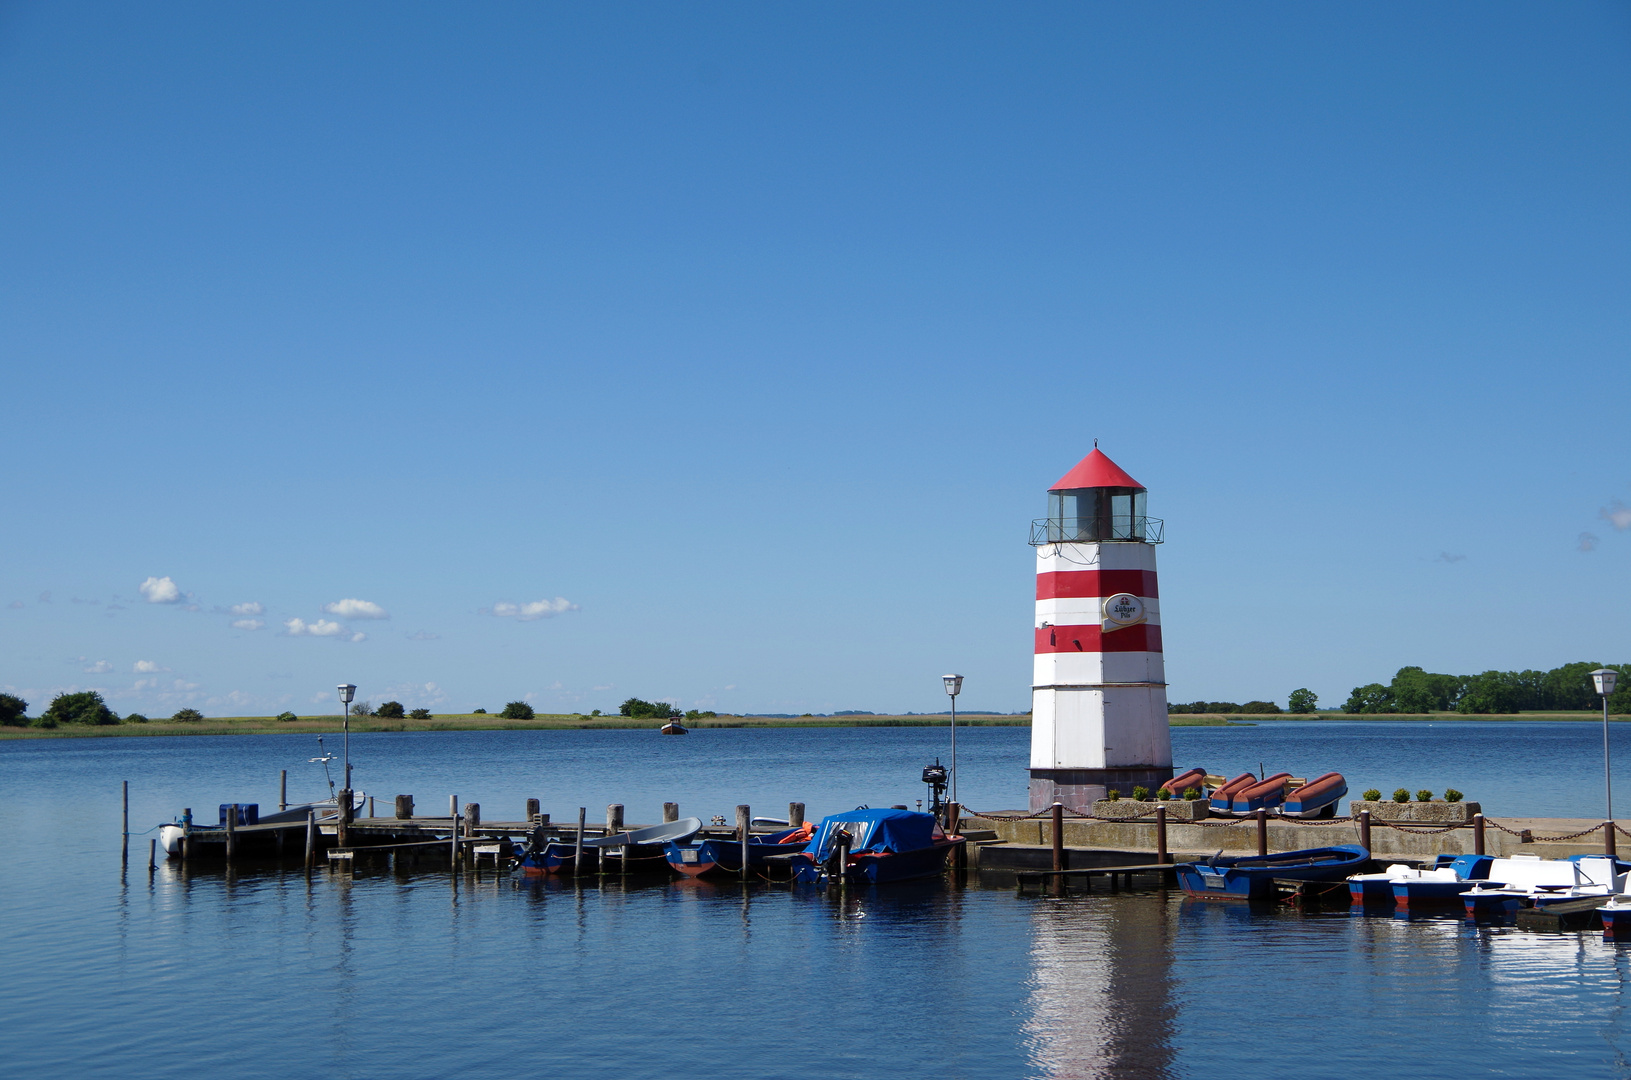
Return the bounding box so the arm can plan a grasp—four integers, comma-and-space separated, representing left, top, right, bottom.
962, 813, 1618, 861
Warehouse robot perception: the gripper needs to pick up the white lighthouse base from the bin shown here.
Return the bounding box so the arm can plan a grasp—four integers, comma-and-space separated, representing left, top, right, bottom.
1029, 767, 1175, 814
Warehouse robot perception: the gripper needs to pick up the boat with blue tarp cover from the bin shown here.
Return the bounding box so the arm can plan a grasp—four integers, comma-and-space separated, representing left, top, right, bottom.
1175, 844, 1369, 900
789, 808, 963, 885
665, 823, 813, 878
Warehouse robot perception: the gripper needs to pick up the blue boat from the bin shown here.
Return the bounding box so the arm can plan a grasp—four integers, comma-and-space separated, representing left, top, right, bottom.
789, 808, 963, 886
514, 840, 600, 878
1175, 845, 1370, 900
665, 825, 813, 878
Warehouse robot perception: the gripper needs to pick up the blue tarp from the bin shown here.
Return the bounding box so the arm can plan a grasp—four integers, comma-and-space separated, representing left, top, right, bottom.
803, 808, 939, 860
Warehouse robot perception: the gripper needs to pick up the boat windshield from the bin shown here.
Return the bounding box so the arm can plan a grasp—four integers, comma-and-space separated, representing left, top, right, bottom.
815, 820, 872, 859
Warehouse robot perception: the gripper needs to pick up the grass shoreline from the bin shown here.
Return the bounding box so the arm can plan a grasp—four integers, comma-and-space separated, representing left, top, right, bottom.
1, 709, 1620, 741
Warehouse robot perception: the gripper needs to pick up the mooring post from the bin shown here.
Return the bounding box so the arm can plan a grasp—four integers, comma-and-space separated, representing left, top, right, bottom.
526, 798, 540, 822
1051, 802, 1064, 873
607, 804, 624, 876
395, 794, 413, 820
737, 805, 751, 882
1474, 813, 1485, 856
663, 802, 679, 823
148, 837, 156, 873
449, 795, 458, 868
835, 832, 850, 891
182, 807, 192, 862
789, 802, 805, 828
1256, 808, 1268, 857
225, 804, 236, 864
1607, 821, 1618, 859
464, 803, 480, 838
304, 810, 315, 870
368, 796, 375, 819
1359, 810, 1371, 853
1156, 804, 1168, 865
280, 769, 287, 811
122, 781, 129, 864
574, 806, 586, 876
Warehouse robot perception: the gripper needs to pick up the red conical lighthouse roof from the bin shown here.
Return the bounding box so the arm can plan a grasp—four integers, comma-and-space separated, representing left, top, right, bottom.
1049, 448, 1145, 492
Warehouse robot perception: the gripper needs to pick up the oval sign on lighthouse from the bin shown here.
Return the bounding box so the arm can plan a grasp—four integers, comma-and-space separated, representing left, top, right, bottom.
1101, 592, 1146, 631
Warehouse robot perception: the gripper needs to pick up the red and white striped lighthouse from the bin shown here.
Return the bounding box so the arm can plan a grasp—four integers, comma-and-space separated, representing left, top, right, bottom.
1029, 448, 1172, 811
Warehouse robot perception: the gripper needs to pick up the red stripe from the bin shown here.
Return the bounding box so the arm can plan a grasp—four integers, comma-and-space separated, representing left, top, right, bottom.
1034, 624, 1163, 654
1036, 570, 1158, 601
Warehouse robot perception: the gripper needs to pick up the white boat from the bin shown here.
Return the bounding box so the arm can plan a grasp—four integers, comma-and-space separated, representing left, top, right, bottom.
1461, 855, 1626, 917
156, 792, 366, 856
582, 816, 703, 849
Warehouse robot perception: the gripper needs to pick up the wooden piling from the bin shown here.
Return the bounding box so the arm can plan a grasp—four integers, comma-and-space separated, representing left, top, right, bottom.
789, 802, 805, 828
449, 795, 458, 868
1607, 821, 1618, 859
607, 804, 624, 833
1256, 808, 1267, 857
148, 837, 156, 872
122, 781, 129, 864
1156, 804, 1168, 865
304, 810, 315, 870
663, 802, 679, 823
368, 796, 375, 819
1051, 802, 1064, 872
225, 804, 236, 864
464, 803, 480, 837
395, 795, 413, 820
1359, 810, 1371, 853
526, 798, 540, 822
737, 805, 751, 882
574, 807, 586, 876
280, 769, 287, 811
182, 808, 192, 862
1474, 813, 1485, 856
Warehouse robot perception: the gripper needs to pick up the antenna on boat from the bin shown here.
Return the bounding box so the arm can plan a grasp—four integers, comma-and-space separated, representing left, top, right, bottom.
310, 735, 337, 798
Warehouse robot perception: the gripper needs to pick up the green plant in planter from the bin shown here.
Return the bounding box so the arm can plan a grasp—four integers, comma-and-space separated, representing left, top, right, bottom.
1362, 789, 1381, 802
1182, 787, 1200, 799
1106, 789, 1121, 802
1444, 789, 1463, 803
1392, 788, 1411, 803
1416, 789, 1433, 803
1156, 788, 1172, 801
1132, 786, 1150, 802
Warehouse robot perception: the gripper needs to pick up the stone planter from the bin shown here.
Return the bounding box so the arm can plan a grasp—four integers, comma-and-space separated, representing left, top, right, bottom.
1349, 800, 1481, 825
1091, 799, 1210, 822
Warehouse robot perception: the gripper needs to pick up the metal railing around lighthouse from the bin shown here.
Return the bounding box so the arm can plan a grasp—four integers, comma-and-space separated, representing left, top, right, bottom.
1030, 516, 1164, 545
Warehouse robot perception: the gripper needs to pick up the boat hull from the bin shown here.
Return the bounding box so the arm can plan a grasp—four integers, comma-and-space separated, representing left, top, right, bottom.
516, 842, 601, 877
1602, 906, 1631, 940
790, 839, 962, 885
1175, 845, 1369, 900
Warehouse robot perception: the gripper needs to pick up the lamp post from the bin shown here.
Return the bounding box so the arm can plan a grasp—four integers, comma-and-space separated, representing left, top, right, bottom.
1592, 669, 1619, 821
337, 683, 356, 820
943, 674, 964, 806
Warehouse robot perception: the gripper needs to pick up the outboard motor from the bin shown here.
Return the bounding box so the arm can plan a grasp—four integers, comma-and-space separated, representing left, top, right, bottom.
922, 760, 948, 820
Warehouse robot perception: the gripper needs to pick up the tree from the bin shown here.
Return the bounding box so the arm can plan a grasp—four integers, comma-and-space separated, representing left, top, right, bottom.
1342, 684, 1394, 714
501, 701, 535, 720
43, 691, 118, 726
351, 701, 374, 717
473, 707, 487, 714
619, 697, 677, 719
275, 711, 298, 722
1389, 667, 1463, 713
375, 701, 406, 719
409, 708, 431, 719
1239, 701, 1282, 714
125, 713, 149, 724
172, 707, 204, 722
1456, 671, 1523, 714
1287, 688, 1317, 714
0, 693, 26, 726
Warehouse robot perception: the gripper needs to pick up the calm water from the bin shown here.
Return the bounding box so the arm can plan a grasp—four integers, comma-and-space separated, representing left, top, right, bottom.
5, 722, 1631, 1079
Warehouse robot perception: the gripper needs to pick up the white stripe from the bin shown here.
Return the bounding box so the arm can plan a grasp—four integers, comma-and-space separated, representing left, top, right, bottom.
1035, 597, 1160, 626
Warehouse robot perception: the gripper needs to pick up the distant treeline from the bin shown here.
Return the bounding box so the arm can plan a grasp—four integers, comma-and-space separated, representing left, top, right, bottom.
1167, 700, 1284, 714
1345, 663, 1630, 714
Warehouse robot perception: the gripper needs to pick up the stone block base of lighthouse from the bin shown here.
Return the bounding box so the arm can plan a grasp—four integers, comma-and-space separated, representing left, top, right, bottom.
1029, 768, 1176, 813
1028, 685, 1173, 814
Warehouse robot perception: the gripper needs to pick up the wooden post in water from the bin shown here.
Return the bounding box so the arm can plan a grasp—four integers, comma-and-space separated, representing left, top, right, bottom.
574, 806, 586, 876
607, 804, 624, 833
526, 798, 540, 822
464, 803, 480, 838
1358, 810, 1371, 854
449, 795, 458, 868
1156, 804, 1168, 865
1473, 813, 1485, 856
148, 837, 156, 873
663, 802, 679, 823
737, 805, 751, 882
122, 781, 129, 864
789, 802, 805, 828
1607, 821, 1618, 859
1256, 808, 1267, 857
280, 769, 287, 811
304, 811, 315, 870
368, 796, 375, 819
182, 808, 192, 862
395, 795, 413, 820
835, 831, 850, 891
225, 804, 236, 864
1051, 802, 1064, 873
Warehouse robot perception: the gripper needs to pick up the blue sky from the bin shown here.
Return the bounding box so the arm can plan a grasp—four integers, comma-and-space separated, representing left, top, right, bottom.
2, 3, 1628, 717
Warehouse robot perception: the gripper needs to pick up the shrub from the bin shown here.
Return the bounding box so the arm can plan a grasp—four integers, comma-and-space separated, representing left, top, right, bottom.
1106, 789, 1121, 801
125, 713, 148, 724
172, 708, 204, 723
275, 711, 298, 722
1182, 787, 1200, 799
1133, 786, 1150, 801
501, 701, 535, 720
1444, 789, 1463, 803
590, 709, 601, 717
473, 708, 487, 714
1239, 700, 1283, 714
375, 701, 406, 719
1416, 789, 1433, 803
409, 708, 431, 720
1156, 788, 1172, 801
1362, 789, 1381, 802
1392, 788, 1410, 803
0, 693, 26, 726
44, 691, 119, 726
684, 709, 718, 720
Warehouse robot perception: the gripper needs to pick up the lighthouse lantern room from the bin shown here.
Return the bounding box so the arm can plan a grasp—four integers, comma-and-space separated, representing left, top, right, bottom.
1029, 448, 1172, 812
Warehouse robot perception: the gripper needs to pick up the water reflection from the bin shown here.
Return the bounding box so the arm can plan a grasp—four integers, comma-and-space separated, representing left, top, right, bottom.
1024, 894, 1175, 1080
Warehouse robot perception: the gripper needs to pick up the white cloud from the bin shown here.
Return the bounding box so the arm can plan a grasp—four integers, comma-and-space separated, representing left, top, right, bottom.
323, 598, 389, 620
133, 660, 167, 673
232, 619, 265, 631
229, 602, 264, 617
349, 632, 367, 642
484, 597, 580, 621
1580, 532, 1600, 553
1602, 502, 1631, 532
84, 660, 113, 674
139, 576, 182, 604
285, 617, 346, 637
